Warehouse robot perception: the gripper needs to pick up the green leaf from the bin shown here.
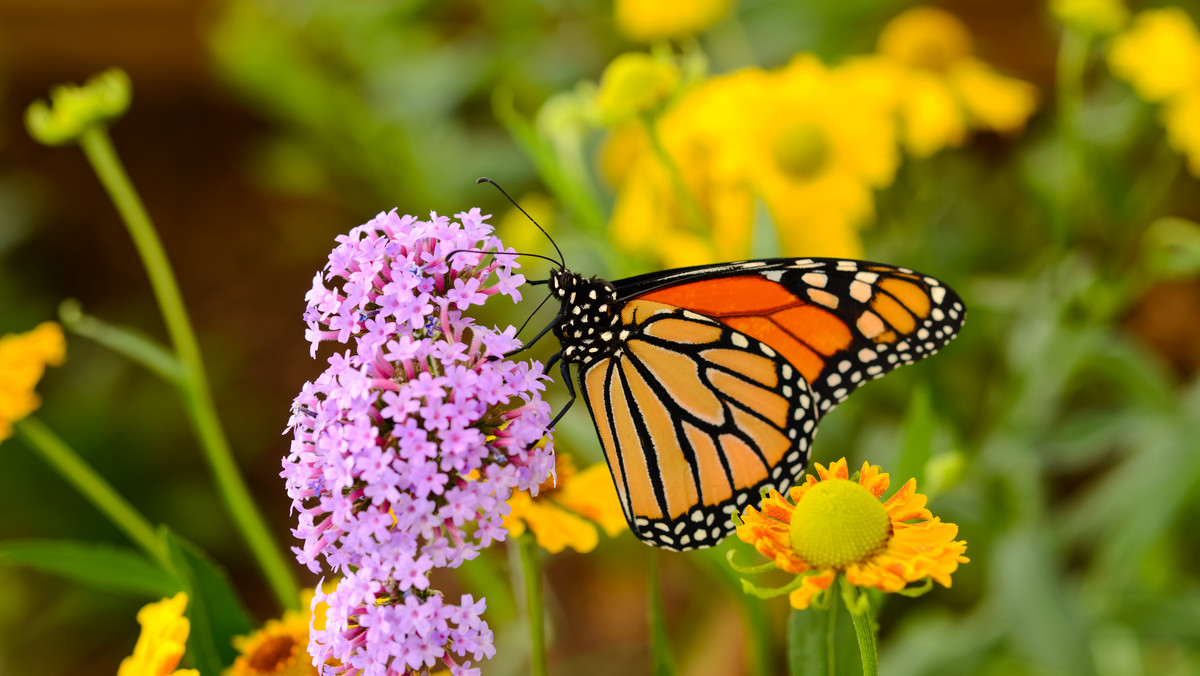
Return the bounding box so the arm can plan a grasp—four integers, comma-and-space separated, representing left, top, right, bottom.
894, 383, 934, 488
164, 530, 255, 674
1143, 217, 1200, 279
787, 601, 863, 676
0, 539, 177, 598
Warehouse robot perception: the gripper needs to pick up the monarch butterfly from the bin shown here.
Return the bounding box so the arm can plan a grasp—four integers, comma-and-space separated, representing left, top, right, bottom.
483, 181, 966, 551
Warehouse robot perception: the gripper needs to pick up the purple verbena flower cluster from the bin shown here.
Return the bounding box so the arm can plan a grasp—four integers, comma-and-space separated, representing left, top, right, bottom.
283, 208, 555, 676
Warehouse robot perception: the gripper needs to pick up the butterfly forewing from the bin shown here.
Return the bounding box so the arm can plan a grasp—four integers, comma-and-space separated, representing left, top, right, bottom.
579, 300, 816, 550
623, 258, 965, 415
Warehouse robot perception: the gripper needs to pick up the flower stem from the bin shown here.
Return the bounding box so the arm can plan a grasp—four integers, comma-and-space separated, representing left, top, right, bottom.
647, 549, 677, 676
839, 576, 879, 676
14, 416, 168, 567
641, 113, 709, 236
75, 125, 300, 611
517, 534, 548, 676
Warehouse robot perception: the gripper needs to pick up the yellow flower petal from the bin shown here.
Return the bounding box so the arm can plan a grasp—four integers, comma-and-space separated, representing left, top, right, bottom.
614, 0, 733, 42
1109, 8, 1200, 103
788, 568, 837, 610
1162, 86, 1200, 178
0, 322, 66, 443
878, 6, 974, 71
555, 462, 627, 538
949, 58, 1039, 134
118, 593, 198, 676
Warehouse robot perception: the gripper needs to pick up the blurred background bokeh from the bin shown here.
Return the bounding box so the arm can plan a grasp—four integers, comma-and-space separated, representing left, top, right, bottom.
3, 0, 1200, 674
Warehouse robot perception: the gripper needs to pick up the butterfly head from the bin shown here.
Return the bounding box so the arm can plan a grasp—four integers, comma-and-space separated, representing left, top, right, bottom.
549, 269, 622, 365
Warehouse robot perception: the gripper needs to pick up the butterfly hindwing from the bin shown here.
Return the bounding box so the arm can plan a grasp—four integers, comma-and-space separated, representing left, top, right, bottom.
578, 300, 816, 550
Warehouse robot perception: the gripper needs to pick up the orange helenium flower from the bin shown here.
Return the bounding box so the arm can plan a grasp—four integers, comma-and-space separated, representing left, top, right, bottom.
736, 458, 968, 609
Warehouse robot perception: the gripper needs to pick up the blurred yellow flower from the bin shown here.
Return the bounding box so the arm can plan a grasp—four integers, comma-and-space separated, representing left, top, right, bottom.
596, 52, 681, 123
505, 453, 625, 554
614, 0, 733, 43
740, 56, 898, 257
118, 593, 199, 676
1051, 0, 1128, 36
869, 6, 1038, 158
0, 322, 66, 442
1162, 87, 1200, 178
1109, 8, 1200, 103
736, 458, 968, 610
224, 589, 321, 676
602, 56, 896, 266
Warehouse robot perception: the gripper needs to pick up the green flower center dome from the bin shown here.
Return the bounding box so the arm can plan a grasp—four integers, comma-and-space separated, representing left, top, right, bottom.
788, 479, 892, 569
771, 121, 831, 180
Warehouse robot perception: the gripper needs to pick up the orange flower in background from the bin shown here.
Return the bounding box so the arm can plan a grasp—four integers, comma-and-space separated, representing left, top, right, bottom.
117, 593, 198, 676
0, 322, 66, 442
614, 0, 733, 43
505, 453, 626, 554
855, 6, 1038, 158
736, 458, 968, 609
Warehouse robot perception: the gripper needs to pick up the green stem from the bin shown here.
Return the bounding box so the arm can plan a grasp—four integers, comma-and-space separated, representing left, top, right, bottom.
826, 596, 838, 676
641, 114, 708, 236
517, 534, 548, 676
14, 417, 168, 567
839, 577, 878, 676
1052, 27, 1091, 249
647, 549, 677, 676
75, 125, 300, 611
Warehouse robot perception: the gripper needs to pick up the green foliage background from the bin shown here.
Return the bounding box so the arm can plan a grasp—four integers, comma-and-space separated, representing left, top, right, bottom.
2, 0, 1200, 674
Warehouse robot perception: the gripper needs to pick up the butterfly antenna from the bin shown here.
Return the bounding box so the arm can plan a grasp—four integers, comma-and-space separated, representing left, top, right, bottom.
515, 291, 556, 338
446, 248, 562, 269
476, 177, 566, 268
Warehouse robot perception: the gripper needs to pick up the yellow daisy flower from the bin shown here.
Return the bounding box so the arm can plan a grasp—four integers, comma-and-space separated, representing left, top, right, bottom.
739, 55, 898, 258
602, 56, 895, 266
1109, 7, 1200, 104
868, 6, 1038, 158
614, 0, 733, 43
224, 590, 321, 676
118, 593, 199, 676
505, 453, 626, 554
0, 322, 66, 442
735, 458, 968, 610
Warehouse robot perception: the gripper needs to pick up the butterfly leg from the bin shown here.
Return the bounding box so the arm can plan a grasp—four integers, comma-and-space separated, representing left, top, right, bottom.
544, 352, 577, 429
499, 314, 563, 360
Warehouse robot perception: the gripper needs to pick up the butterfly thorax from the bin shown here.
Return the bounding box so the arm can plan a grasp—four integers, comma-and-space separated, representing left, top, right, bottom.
548, 269, 622, 366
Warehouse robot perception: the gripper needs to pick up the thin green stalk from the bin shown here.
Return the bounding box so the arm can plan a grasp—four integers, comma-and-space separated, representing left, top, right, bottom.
1052, 27, 1091, 248
15, 416, 167, 567
517, 534, 548, 676
641, 114, 708, 236
826, 597, 838, 676
840, 577, 878, 676
647, 549, 677, 676
76, 125, 299, 610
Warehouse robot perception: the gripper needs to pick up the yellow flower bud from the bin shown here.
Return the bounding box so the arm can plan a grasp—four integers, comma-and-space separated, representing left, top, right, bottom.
25, 68, 131, 146
1051, 0, 1129, 36
596, 53, 680, 123
614, 0, 733, 43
